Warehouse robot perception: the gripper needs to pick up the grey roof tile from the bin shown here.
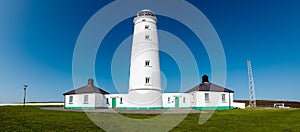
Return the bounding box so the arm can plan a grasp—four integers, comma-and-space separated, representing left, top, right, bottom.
185, 82, 234, 93
63, 79, 109, 95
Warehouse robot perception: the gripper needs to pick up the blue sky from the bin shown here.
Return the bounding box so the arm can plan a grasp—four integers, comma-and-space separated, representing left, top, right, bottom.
0, 0, 299, 103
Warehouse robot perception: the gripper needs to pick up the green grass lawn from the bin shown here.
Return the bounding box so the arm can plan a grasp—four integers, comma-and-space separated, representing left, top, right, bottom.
0, 106, 299, 131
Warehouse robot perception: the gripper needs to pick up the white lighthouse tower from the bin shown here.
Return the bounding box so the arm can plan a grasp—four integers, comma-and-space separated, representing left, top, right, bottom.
128, 9, 163, 109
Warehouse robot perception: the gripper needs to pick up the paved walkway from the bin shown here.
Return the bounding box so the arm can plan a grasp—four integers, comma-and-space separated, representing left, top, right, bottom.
41, 107, 206, 114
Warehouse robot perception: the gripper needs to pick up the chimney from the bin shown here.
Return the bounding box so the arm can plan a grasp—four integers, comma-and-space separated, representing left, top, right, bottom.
202, 75, 209, 83
88, 78, 94, 86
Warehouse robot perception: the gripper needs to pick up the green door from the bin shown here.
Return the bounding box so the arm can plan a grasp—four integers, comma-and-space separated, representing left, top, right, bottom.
175, 97, 179, 108
112, 98, 116, 108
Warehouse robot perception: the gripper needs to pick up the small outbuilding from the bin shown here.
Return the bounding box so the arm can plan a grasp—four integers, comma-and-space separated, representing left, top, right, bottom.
63, 79, 109, 109
184, 75, 234, 110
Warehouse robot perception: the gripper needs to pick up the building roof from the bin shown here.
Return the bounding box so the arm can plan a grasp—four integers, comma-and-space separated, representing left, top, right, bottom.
185, 82, 234, 93
63, 79, 109, 95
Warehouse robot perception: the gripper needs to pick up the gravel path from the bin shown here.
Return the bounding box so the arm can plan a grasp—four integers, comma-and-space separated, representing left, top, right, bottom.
41, 107, 206, 114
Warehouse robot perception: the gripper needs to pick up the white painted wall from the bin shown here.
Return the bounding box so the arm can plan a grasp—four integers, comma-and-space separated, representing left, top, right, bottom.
128, 9, 162, 107
64, 91, 234, 109
105, 94, 127, 108
229, 93, 234, 107
162, 93, 192, 108
233, 102, 245, 109
191, 91, 233, 107
95, 94, 108, 108
65, 93, 108, 108
104, 91, 234, 109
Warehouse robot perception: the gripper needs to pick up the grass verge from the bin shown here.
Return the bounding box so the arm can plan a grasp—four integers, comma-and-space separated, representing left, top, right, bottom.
0, 106, 299, 131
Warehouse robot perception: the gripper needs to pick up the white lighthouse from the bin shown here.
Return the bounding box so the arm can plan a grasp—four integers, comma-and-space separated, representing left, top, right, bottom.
127, 9, 163, 109
64, 9, 236, 111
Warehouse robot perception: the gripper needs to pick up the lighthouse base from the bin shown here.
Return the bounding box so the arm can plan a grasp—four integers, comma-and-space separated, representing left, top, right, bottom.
125, 89, 163, 108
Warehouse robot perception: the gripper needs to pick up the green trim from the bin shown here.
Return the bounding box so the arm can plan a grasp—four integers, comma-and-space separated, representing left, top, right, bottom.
83, 102, 88, 104
69, 102, 73, 104
64, 106, 96, 110
161, 107, 173, 109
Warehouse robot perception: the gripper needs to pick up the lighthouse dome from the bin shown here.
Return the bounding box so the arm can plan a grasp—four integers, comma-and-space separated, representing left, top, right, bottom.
137, 9, 155, 17
134, 9, 157, 24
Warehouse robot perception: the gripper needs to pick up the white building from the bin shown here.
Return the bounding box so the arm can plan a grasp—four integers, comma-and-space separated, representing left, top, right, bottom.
184, 75, 234, 110
63, 9, 234, 110
63, 79, 109, 109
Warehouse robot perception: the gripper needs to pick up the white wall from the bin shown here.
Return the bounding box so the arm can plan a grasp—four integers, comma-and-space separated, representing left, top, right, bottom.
105, 94, 127, 108
129, 13, 160, 91
65, 93, 108, 108
95, 94, 108, 108
128, 11, 163, 107
233, 102, 245, 109
192, 91, 233, 107
229, 93, 234, 107
64, 91, 234, 109
162, 93, 192, 108
104, 92, 234, 109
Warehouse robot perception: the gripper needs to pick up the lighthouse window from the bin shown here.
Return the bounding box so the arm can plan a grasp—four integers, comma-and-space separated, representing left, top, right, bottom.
145, 35, 150, 39
145, 60, 150, 66
145, 77, 150, 84
145, 25, 149, 29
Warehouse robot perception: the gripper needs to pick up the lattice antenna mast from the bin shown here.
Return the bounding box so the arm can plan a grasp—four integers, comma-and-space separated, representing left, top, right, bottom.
247, 59, 256, 108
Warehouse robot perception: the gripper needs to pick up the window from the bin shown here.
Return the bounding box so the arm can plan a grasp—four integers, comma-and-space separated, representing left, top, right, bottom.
69, 96, 73, 104
145, 77, 150, 84
145, 60, 150, 66
106, 98, 109, 104
167, 97, 170, 102
222, 94, 226, 102
84, 95, 88, 104
145, 25, 149, 29
142, 19, 146, 21
205, 93, 209, 102
145, 35, 150, 39
145, 34, 151, 40
183, 97, 186, 103
120, 98, 123, 104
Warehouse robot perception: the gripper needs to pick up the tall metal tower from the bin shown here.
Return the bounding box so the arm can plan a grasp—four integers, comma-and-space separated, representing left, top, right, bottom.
247, 59, 256, 108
